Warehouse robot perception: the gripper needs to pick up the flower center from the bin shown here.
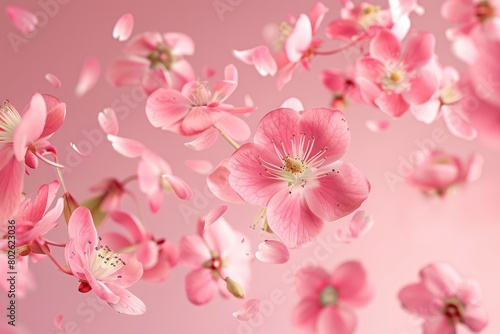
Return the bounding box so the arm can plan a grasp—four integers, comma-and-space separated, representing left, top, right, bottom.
359, 4, 385, 29
189, 81, 213, 106
0, 100, 21, 143
90, 240, 126, 279
147, 44, 176, 71
273, 21, 293, 51
257, 133, 330, 193
440, 84, 462, 105
442, 298, 464, 323
319, 286, 338, 306
382, 65, 410, 93
203, 251, 226, 279
476, 1, 495, 22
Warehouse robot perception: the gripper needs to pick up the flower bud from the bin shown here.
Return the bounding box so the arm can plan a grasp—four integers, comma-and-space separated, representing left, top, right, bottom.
225, 276, 245, 299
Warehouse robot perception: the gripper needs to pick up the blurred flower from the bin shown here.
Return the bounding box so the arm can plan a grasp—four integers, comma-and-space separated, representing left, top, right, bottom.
398, 262, 488, 333
228, 108, 370, 248
0, 93, 65, 224
292, 261, 374, 334
103, 211, 178, 283
406, 150, 483, 197
107, 31, 195, 94
179, 218, 251, 305
320, 66, 363, 110
81, 178, 125, 226
146, 64, 253, 136
356, 29, 438, 117
65, 207, 145, 315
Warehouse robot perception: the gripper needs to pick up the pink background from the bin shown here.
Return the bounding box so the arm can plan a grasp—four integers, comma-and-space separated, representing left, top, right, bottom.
1, 0, 500, 333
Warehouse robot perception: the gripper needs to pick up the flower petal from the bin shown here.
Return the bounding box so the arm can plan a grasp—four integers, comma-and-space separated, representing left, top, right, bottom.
185, 268, 218, 305
233, 299, 260, 321
295, 266, 330, 298
0, 156, 23, 231
375, 91, 410, 117
405, 69, 439, 105
107, 135, 144, 158
179, 235, 211, 268
349, 211, 374, 238
163, 32, 195, 56
6, 6, 38, 34
422, 316, 455, 334
462, 306, 489, 332
67, 207, 98, 254
267, 188, 324, 248
214, 114, 251, 142
325, 20, 363, 40
75, 56, 101, 97
285, 14, 313, 62
291, 298, 323, 333
442, 106, 477, 140
398, 282, 441, 317
304, 162, 370, 222
207, 159, 245, 204
106, 58, 148, 86
420, 262, 462, 298
181, 107, 221, 136
162, 174, 193, 200
184, 128, 219, 151
112, 13, 134, 42
105, 282, 146, 315
146, 88, 190, 131
370, 30, 401, 62
255, 240, 290, 264
13, 93, 47, 160
365, 120, 390, 133
204, 205, 228, 229
45, 73, 62, 88
403, 32, 435, 71
98, 108, 119, 136
332, 261, 374, 307
316, 306, 357, 334
281, 97, 304, 111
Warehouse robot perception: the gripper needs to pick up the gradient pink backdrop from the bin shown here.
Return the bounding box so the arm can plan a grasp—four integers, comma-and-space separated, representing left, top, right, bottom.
1, 0, 500, 333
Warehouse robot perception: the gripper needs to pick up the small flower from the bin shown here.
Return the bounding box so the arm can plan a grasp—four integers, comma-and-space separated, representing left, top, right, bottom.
398, 262, 488, 333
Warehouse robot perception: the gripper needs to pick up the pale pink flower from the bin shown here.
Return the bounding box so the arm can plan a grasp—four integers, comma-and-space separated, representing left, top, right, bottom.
398, 263, 488, 333
146, 64, 253, 136
0, 93, 66, 224
406, 150, 483, 197
179, 218, 251, 305
184, 159, 213, 175
356, 29, 438, 117
410, 59, 477, 140
442, 0, 500, 40
0, 180, 63, 255
107, 31, 195, 94
228, 108, 370, 248
233, 46, 278, 77
65, 207, 145, 315
103, 211, 178, 283
292, 261, 374, 334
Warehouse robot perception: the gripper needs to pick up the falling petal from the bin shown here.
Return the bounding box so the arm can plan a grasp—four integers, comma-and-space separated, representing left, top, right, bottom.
185, 160, 213, 175
202, 66, 217, 79
204, 205, 228, 229
45, 73, 62, 88
75, 56, 101, 97
54, 314, 65, 332
349, 211, 374, 238
113, 13, 134, 42
281, 97, 304, 111
232, 299, 260, 321
184, 128, 219, 151
70, 143, 92, 157
98, 108, 119, 135
466, 153, 483, 182
107, 134, 144, 158
366, 120, 390, 133
255, 240, 290, 264
162, 174, 193, 200
6, 6, 38, 34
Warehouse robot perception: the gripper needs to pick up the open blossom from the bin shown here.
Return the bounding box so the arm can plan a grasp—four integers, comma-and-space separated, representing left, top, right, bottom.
228, 108, 370, 248
0, 93, 65, 224
411, 59, 476, 140
398, 263, 488, 333
0, 180, 62, 255
103, 211, 178, 282
107, 31, 195, 94
442, 0, 500, 40
65, 207, 145, 315
292, 261, 374, 334
179, 218, 251, 305
356, 29, 438, 117
406, 150, 483, 197
326, 0, 423, 41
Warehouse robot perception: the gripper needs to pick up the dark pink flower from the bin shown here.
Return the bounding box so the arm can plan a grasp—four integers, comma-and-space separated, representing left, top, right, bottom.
107, 31, 195, 94
320, 67, 363, 109
292, 261, 374, 334
228, 108, 370, 248
399, 263, 488, 333
356, 29, 438, 117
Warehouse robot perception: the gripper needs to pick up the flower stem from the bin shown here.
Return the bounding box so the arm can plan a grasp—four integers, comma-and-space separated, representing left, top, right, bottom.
39, 243, 73, 275
121, 175, 138, 185
54, 167, 68, 193
314, 34, 367, 56
213, 125, 241, 150
44, 239, 67, 247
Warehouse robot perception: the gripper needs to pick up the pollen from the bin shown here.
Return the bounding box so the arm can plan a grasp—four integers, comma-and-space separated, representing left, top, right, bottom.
284, 157, 305, 174
147, 44, 176, 71
476, 1, 495, 22
390, 71, 403, 83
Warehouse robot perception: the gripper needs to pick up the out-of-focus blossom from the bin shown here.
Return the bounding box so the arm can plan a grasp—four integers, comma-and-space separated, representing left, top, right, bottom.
179, 218, 251, 305
442, 0, 500, 40
146, 64, 253, 136
113, 13, 134, 42
255, 240, 290, 264
81, 178, 125, 226
75, 56, 101, 97
0, 94, 66, 224
406, 150, 483, 197
320, 67, 363, 109
228, 108, 370, 248
65, 207, 145, 315
399, 262, 488, 333
356, 29, 438, 117
233, 299, 261, 321
103, 211, 178, 282
107, 31, 195, 94
292, 261, 374, 334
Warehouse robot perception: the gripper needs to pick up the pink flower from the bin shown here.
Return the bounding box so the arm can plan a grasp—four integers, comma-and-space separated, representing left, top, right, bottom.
0, 93, 65, 224
320, 67, 363, 110
356, 29, 438, 117
64, 207, 145, 315
146, 64, 253, 136
228, 108, 370, 248
410, 59, 477, 140
179, 218, 251, 305
442, 0, 500, 40
292, 261, 374, 334
398, 263, 488, 333
103, 211, 178, 283
0, 180, 63, 255
233, 46, 277, 77
406, 150, 483, 197
107, 31, 195, 94
81, 178, 126, 226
